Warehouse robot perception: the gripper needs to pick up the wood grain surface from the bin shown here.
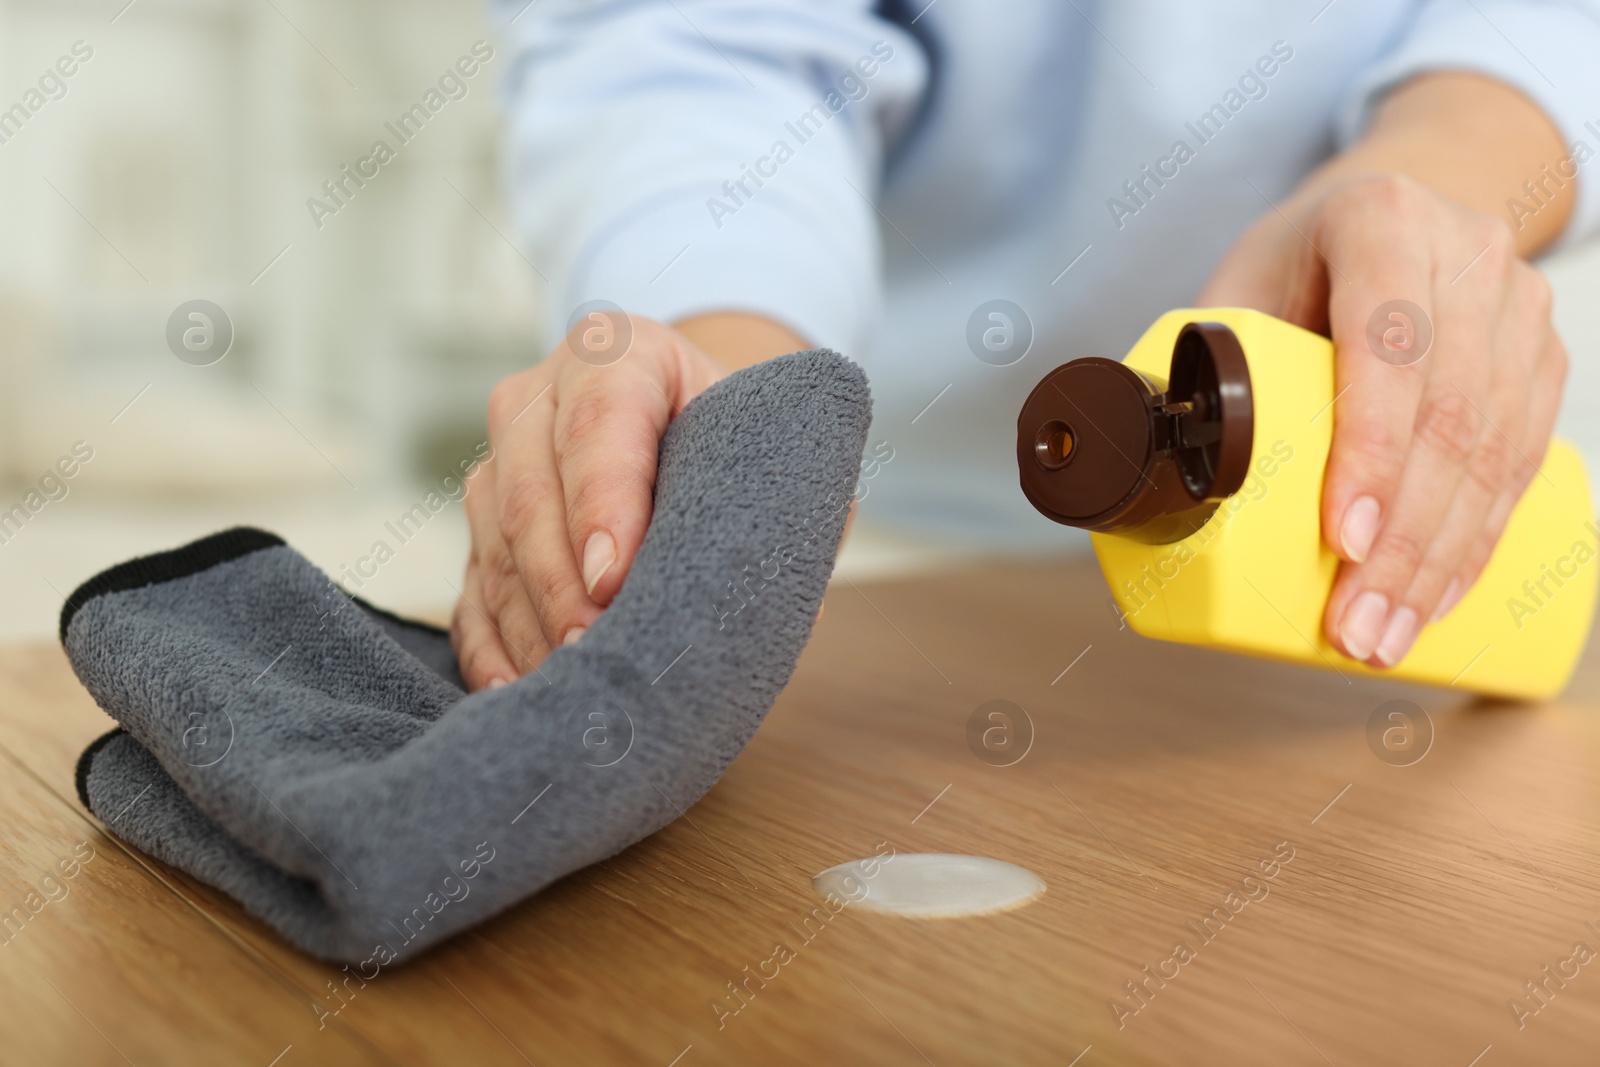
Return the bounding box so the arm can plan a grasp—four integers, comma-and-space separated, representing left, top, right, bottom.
2, 558, 1598, 1066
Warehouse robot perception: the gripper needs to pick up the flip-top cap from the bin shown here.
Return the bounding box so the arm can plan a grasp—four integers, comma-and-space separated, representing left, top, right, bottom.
1017, 322, 1254, 545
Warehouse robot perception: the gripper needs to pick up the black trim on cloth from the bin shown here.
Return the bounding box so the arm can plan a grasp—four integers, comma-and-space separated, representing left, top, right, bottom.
75, 727, 127, 809
59, 527, 286, 642
351, 595, 451, 638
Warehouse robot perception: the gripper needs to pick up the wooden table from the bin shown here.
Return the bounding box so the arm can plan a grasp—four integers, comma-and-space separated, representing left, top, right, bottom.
3, 558, 1598, 1066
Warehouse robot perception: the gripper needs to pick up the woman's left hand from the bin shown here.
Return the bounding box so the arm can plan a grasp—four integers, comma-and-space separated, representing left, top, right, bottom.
1198, 170, 1567, 668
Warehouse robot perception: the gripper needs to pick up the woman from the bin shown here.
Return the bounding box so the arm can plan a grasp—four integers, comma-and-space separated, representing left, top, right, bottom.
452, 0, 1597, 688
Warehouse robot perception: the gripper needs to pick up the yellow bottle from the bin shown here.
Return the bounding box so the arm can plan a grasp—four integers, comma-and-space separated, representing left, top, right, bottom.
1016, 307, 1598, 700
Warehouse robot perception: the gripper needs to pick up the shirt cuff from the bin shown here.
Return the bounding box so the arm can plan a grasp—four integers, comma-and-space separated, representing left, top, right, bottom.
552, 186, 880, 357
1336, 0, 1600, 250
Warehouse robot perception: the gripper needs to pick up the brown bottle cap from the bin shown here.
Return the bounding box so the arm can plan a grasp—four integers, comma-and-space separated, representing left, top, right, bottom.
1016, 322, 1254, 544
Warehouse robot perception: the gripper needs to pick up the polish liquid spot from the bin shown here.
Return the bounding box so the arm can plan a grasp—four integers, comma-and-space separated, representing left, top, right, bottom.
814, 853, 1045, 919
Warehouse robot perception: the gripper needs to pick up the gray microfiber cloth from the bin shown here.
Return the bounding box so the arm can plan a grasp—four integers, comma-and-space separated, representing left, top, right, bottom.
65, 349, 870, 964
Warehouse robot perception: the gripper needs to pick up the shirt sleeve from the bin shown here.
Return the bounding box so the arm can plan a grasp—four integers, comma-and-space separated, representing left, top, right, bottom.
493, 0, 930, 353
1336, 0, 1600, 250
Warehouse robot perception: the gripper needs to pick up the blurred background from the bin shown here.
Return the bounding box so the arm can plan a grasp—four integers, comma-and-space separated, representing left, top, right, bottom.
0, 0, 543, 636
1, 0, 1598, 640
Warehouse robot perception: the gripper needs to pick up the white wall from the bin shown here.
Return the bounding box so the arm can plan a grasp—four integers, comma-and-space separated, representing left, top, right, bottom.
1546, 238, 1600, 490
0, 0, 540, 493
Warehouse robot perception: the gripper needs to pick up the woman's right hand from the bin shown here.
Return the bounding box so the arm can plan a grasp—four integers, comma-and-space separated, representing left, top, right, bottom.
451, 310, 804, 691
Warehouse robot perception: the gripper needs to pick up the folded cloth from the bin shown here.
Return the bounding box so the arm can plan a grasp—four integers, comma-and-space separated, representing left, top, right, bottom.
66, 349, 871, 964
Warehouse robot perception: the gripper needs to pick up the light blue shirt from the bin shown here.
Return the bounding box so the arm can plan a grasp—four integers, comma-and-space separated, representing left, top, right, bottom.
496, 0, 1600, 548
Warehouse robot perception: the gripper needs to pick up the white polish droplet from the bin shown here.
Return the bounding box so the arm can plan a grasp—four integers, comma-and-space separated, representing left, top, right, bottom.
814, 853, 1045, 919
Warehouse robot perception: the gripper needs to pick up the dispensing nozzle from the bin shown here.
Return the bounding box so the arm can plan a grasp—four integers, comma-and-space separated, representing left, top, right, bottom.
1016, 322, 1255, 545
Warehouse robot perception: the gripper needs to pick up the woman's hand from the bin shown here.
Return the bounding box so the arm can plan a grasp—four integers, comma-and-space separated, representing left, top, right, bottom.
1199, 71, 1575, 669
1200, 171, 1567, 667
451, 311, 805, 690
451, 315, 723, 689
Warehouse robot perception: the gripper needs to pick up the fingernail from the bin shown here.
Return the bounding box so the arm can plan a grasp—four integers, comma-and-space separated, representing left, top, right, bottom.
1432, 578, 1463, 621
562, 626, 585, 646
488, 677, 510, 689
1338, 590, 1389, 661
582, 530, 616, 595
1339, 495, 1381, 563
1375, 606, 1418, 667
